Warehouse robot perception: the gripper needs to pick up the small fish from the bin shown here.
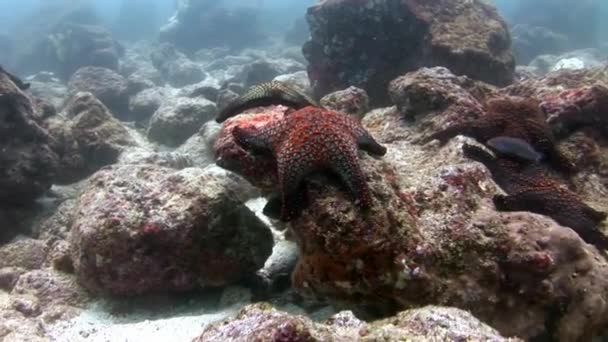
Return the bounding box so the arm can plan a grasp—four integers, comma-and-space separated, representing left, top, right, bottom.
486, 136, 544, 163
215, 81, 318, 123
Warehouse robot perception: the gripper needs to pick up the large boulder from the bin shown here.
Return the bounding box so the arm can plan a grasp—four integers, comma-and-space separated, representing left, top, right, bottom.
68, 67, 130, 119
194, 303, 518, 341
45, 92, 135, 184
0, 69, 59, 204
147, 97, 217, 147
303, 0, 514, 105
69, 164, 273, 296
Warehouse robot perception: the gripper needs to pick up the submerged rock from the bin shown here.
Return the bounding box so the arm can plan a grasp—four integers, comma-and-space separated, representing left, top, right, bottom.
46, 92, 135, 184
68, 67, 130, 119
147, 97, 217, 147
304, 0, 514, 105
194, 303, 518, 341
0, 68, 59, 204
320, 86, 370, 119
69, 164, 272, 296
150, 43, 205, 87
128, 86, 171, 124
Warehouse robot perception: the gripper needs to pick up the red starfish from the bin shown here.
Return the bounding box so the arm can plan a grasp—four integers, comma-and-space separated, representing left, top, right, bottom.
232, 106, 387, 221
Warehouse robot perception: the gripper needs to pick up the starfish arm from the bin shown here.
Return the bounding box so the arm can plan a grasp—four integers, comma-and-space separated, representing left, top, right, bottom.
232, 125, 273, 154
328, 142, 374, 209
276, 146, 313, 221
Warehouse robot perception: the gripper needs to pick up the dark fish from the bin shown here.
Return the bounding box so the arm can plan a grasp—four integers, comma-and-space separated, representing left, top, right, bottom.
215, 81, 318, 123
486, 136, 544, 163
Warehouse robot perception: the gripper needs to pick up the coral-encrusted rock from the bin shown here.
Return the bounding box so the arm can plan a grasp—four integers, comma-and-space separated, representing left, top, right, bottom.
46, 92, 135, 184
68, 67, 129, 119
0, 69, 59, 204
194, 303, 517, 341
387, 67, 489, 142
147, 97, 217, 147
304, 0, 514, 105
69, 164, 272, 295
0, 238, 49, 271
320, 86, 370, 119
11, 269, 87, 322
215, 102, 608, 340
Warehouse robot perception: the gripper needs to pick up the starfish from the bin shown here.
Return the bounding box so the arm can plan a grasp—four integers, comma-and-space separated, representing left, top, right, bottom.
232, 105, 387, 221
425, 96, 575, 174
462, 143, 608, 249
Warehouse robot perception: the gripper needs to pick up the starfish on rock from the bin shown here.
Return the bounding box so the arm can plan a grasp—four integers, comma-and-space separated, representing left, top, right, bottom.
232, 105, 387, 221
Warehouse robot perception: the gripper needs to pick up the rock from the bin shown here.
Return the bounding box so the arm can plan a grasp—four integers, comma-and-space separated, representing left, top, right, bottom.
214, 101, 608, 340
46, 92, 135, 184
320, 86, 370, 119
215, 88, 241, 113
26, 76, 68, 111
387, 67, 488, 141
0, 267, 25, 292
0, 69, 59, 204
159, 2, 266, 53
68, 67, 129, 119
177, 80, 221, 102
47, 240, 74, 274
33, 199, 76, 242
0, 238, 49, 271
273, 71, 312, 95
49, 23, 123, 78
239, 59, 305, 88
304, 0, 514, 105
0, 306, 50, 341
529, 49, 605, 76
69, 164, 272, 296
147, 97, 217, 147
175, 121, 221, 167
117, 148, 193, 169
150, 43, 205, 87
194, 303, 517, 341
11, 269, 87, 321
128, 87, 171, 123
219, 286, 253, 307
511, 24, 569, 64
